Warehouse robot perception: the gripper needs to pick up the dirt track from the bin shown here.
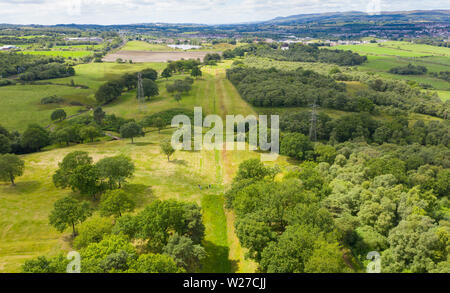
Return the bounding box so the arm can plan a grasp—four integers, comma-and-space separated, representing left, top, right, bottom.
103, 50, 217, 63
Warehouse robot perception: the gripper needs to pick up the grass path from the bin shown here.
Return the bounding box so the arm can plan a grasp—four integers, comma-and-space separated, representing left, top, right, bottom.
212, 65, 258, 273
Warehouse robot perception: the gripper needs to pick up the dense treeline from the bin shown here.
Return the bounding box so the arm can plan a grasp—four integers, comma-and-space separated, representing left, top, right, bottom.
280, 111, 450, 148
0, 52, 66, 78
227, 67, 347, 108
18, 63, 75, 81
388, 63, 428, 75
226, 139, 449, 272
228, 66, 449, 119
430, 71, 450, 82
223, 43, 367, 66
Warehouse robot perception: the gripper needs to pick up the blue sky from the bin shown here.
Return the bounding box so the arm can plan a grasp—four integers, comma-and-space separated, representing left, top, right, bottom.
0, 0, 448, 25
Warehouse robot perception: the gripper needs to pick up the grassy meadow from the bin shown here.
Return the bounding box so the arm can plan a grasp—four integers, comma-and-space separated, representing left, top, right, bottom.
0, 60, 266, 273
334, 41, 450, 99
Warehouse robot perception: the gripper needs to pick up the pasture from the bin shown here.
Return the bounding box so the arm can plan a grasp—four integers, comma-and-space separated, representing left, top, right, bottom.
0, 61, 264, 273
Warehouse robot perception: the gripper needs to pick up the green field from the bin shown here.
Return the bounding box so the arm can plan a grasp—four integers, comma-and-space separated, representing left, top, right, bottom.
0, 62, 166, 132
334, 41, 450, 99
335, 41, 450, 57
0, 61, 262, 273
21, 50, 94, 58
121, 41, 180, 52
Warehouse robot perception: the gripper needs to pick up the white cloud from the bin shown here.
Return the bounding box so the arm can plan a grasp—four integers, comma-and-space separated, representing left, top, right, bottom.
0, 0, 448, 24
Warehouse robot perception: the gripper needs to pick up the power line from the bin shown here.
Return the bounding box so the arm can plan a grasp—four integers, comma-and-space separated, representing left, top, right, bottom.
137, 72, 145, 112
309, 99, 319, 142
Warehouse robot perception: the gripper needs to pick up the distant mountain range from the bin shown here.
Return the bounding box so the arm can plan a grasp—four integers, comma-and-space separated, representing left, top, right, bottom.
263, 10, 450, 24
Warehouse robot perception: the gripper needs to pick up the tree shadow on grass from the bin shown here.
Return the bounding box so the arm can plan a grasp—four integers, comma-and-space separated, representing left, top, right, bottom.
200, 240, 239, 273
169, 159, 187, 166
133, 142, 155, 147
122, 183, 155, 208
1, 181, 41, 194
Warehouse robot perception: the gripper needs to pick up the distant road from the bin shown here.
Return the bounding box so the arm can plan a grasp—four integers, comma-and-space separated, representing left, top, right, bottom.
103, 50, 219, 63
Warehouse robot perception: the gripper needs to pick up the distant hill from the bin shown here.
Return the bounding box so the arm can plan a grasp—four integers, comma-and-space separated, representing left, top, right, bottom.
264, 10, 450, 24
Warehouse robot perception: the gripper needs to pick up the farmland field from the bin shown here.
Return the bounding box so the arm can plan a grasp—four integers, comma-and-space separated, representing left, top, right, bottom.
0, 61, 263, 273
103, 50, 216, 63
334, 41, 450, 99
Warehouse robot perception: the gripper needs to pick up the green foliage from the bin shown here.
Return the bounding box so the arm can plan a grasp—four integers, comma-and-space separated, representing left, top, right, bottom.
141, 78, 159, 100
127, 253, 181, 273
162, 234, 206, 272
140, 68, 158, 81
50, 109, 67, 122
160, 138, 175, 161
73, 215, 114, 249
120, 121, 144, 144
79, 126, 101, 142
190, 66, 202, 78
21, 124, 50, 152
95, 80, 124, 104
227, 67, 346, 109
280, 133, 313, 160
260, 225, 343, 273
0, 153, 24, 185
96, 155, 135, 189
166, 78, 193, 94
93, 107, 106, 124
49, 196, 91, 236
53, 151, 93, 189
22, 254, 68, 273
389, 63, 428, 75
235, 158, 272, 181
113, 200, 205, 253
100, 190, 135, 217
161, 67, 172, 79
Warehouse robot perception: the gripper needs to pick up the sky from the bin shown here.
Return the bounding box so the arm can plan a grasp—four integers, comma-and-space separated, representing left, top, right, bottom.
0, 0, 449, 25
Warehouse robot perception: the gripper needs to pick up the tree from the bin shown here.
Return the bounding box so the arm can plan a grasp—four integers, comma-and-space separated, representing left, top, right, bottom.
100, 190, 135, 217
128, 253, 181, 273
95, 81, 123, 104
79, 126, 101, 143
314, 143, 337, 164
49, 196, 91, 237
160, 139, 175, 161
51, 128, 72, 146
304, 240, 349, 273
73, 215, 114, 249
22, 254, 68, 273
154, 117, 165, 133
80, 234, 136, 273
161, 67, 172, 80
174, 93, 182, 103
280, 133, 313, 160
141, 68, 158, 81
0, 134, 11, 154
69, 164, 106, 199
0, 154, 25, 186
120, 73, 137, 90
235, 159, 270, 181
141, 78, 159, 100
51, 109, 66, 122
53, 151, 93, 189
21, 124, 50, 152
96, 155, 135, 189
235, 214, 276, 262
93, 107, 106, 124
190, 66, 202, 78
120, 122, 144, 144
162, 234, 206, 272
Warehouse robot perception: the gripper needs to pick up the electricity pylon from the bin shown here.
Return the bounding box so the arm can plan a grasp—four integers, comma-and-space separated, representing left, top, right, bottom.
137, 72, 145, 112
309, 99, 319, 142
